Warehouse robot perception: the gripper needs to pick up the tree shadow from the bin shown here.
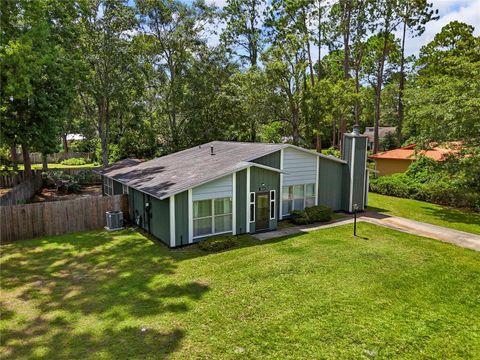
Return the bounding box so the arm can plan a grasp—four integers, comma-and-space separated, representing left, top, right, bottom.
419, 205, 480, 228
0, 230, 209, 359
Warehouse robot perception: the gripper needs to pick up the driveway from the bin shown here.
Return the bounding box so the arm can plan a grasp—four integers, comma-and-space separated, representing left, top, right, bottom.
254, 212, 480, 251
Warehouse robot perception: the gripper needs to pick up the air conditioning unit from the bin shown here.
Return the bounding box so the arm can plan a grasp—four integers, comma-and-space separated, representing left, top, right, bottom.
105, 211, 124, 231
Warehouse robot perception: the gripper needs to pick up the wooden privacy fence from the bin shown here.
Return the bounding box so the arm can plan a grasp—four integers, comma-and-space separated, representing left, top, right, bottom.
0, 174, 43, 206
0, 194, 128, 243
0, 170, 42, 188
16, 152, 93, 164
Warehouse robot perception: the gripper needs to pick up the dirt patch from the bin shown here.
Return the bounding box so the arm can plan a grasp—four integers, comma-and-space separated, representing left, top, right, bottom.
30, 185, 102, 203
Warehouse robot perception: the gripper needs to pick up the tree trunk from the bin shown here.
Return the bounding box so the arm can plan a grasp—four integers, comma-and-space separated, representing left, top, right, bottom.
339, 1, 351, 153
21, 143, 32, 178
62, 133, 69, 152
10, 145, 18, 171
316, 123, 322, 152
291, 106, 300, 145
354, 67, 360, 126
42, 154, 48, 172
332, 118, 336, 148
317, 0, 322, 81
397, 20, 407, 144
373, 32, 389, 154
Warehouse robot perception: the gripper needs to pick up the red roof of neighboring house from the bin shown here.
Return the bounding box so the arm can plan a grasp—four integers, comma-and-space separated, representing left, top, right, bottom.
369, 142, 461, 161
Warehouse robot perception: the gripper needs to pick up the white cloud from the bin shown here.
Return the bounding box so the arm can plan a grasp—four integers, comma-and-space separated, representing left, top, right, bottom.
403, 0, 480, 56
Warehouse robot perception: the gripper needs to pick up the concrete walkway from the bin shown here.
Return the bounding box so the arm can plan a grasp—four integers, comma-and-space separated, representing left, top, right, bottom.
253, 212, 480, 251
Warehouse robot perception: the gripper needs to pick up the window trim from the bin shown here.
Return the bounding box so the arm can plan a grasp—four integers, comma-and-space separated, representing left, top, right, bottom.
122, 184, 129, 194
281, 183, 315, 216
249, 192, 255, 223
192, 197, 233, 239
269, 190, 275, 220
104, 177, 113, 196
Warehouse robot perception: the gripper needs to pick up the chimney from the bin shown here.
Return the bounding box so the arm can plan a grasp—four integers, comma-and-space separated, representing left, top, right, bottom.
352, 125, 360, 136
210, 145, 215, 155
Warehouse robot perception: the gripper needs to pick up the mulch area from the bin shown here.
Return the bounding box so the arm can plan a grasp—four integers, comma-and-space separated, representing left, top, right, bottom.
30, 184, 102, 203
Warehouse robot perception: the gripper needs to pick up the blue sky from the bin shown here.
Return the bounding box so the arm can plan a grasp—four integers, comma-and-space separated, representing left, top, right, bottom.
203, 0, 480, 57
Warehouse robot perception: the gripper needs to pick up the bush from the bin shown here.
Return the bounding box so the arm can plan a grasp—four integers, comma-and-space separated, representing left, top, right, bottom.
198, 235, 237, 252
305, 205, 333, 222
370, 159, 480, 212
290, 210, 310, 225
61, 157, 89, 166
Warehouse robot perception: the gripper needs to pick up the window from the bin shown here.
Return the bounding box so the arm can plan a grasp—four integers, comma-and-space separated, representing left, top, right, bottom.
103, 177, 113, 196
193, 197, 232, 238
269, 190, 275, 220
122, 184, 129, 194
249, 192, 255, 222
282, 183, 315, 216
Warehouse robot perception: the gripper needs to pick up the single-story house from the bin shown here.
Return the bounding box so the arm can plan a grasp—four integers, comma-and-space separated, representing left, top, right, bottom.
96, 129, 368, 247
369, 142, 460, 176
363, 126, 397, 150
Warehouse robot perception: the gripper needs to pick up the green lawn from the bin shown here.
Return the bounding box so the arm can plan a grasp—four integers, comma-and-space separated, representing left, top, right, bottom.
368, 193, 480, 235
1, 225, 479, 359
27, 163, 98, 170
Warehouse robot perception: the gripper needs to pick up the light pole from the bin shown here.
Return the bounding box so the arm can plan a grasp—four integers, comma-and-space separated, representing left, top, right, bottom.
353, 203, 358, 237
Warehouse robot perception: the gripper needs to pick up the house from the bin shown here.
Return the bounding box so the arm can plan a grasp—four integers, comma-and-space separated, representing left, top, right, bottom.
369, 142, 460, 176
363, 126, 397, 150
96, 128, 368, 248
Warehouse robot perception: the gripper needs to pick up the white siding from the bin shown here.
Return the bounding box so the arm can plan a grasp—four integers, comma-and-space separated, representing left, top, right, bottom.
282, 147, 317, 186
192, 174, 233, 201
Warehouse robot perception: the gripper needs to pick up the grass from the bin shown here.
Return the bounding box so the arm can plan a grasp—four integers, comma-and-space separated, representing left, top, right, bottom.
27, 163, 98, 170
368, 193, 480, 235
1, 224, 479, 359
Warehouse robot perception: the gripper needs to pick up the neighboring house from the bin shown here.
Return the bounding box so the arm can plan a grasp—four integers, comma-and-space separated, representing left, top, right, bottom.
363, 127, 397, 150
97, 129, 368, 248
369, 143, 460, 176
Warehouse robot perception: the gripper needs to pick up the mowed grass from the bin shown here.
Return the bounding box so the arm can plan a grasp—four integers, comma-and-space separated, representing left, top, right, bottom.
1, 224, 479, 359
368, 193, 480, 235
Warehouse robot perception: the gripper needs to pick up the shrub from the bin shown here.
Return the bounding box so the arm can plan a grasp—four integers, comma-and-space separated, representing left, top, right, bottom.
305, 205, 333, 222
290, 210, 310, 225
61, 157, 89, 166
198, 235, 237, 252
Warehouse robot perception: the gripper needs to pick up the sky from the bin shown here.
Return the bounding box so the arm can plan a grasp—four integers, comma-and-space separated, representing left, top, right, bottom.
202, 0, 480, 58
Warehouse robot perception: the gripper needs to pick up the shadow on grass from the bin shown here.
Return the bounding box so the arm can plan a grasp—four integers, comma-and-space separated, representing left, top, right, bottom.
0, 230, 210, 359
419, 205, 480, 228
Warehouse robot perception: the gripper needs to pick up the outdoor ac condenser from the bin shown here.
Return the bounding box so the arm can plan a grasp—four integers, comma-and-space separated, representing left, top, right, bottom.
105, 211, 124, 231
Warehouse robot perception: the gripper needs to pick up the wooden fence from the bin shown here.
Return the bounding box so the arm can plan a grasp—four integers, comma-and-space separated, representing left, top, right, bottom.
0, 170, 42, 188
0, 194, 128, 243
0, 174, 43, 206
16, 152, 93, 164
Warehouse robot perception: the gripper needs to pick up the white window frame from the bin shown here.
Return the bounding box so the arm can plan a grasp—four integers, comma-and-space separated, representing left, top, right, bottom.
193, 197, 233, 239
281, 183, 316, 216
249, 192, 255, 223
269, 190, 276, 220
122, 184, 129, 194
104, 177, 113, 196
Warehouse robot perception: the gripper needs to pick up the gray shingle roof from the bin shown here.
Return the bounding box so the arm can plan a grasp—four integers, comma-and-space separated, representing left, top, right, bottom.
96, 141, 345, 200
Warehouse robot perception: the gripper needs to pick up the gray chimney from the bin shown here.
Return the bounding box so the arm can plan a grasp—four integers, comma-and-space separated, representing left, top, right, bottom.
352, 125, 360, 136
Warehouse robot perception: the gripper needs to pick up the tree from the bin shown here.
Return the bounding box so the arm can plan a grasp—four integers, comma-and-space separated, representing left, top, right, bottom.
77, 0, 139, 165
221, 0, 265, 67
405, 21, 480, 146
362, 33, 400, 152
396, 0, 438, 142
1, 0, 80, 173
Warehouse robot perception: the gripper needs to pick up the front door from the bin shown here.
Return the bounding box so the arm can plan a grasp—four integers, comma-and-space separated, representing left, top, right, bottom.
255, 192, 270, 232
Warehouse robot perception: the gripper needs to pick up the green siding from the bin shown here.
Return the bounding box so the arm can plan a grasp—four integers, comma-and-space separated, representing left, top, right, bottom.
352, 140, 367, 210
236, 169, 247, 234
252, 151, 281, 169
250, 166, 280, 233
341, 135, 368, 212
175, 191, 189, 246
150, 197, 170, 245
318, 158, 344, 211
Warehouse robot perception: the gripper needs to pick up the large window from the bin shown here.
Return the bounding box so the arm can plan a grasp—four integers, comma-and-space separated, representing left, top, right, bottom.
282, 183, 315, 216
104, 177, 113, 196
193, 197, 232, 238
